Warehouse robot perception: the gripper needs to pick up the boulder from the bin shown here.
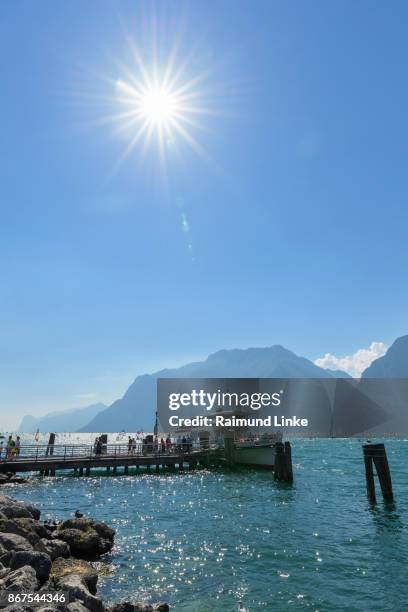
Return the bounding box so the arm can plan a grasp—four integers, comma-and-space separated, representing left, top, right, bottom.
9, 551, 51, 582
0, 562, 9, 579
0, 495, 40, 520
55, 518, 114, 559
57, 574, 103, 612
14, 517, 51, 541
0, 532, 33, 552
108, 605, 169, 612
0, 565, 38, 592
36, 538, 70, 560
0, 517, 49, 545
67, 602, 90, 612
51, 558, 98, 595
2, 606, 34, 612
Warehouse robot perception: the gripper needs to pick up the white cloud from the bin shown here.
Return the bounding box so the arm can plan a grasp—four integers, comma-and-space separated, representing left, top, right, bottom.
314, 341, 388, 378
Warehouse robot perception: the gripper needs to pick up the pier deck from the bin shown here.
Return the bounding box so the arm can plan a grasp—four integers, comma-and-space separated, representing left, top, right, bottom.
0, 443, 215, 476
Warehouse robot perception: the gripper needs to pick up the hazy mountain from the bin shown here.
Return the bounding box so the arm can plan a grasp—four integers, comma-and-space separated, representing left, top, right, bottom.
362, 335, 408, 377
325, 368, 352, 378
79, 346, 337, 432
18, 403, 107, 433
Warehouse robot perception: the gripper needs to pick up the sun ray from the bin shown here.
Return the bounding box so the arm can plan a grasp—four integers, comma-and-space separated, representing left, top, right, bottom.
102, 23, 220, 176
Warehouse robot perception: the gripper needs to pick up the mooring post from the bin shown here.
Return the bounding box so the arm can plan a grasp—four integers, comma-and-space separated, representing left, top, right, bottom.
274, 442, 284, 481
86, 467, 90, 476
45, 433, 55, 457
283, 441, 293, 482
363, 446, 376, 503
79, 468, 83, 476
363, 443, 393, 503
113, 465, 117, 475
124, 465, 128, 475
106, 466, 111, 473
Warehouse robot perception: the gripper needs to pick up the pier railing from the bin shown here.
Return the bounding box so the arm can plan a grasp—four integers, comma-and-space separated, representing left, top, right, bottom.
2, 442, 201, 463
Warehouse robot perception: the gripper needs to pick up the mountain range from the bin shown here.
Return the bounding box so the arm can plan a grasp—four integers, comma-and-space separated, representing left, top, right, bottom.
79, 345, 348, 433
18, 335, 408, 433
18, 403, 107, 433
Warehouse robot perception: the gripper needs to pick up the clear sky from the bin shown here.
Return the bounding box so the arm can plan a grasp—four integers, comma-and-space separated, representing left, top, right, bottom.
1, 1, 408, 429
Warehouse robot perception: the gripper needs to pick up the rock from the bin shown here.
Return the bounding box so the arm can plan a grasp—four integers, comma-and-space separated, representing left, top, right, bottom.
36, 538, 71, 561
0, 532, 33, 552
51, 558, 98, 594
55, 518, 114, 559
0, 474, 28, 485
108, 605, 169, 612
74, 511, 83, 518
0, 517, 49, 545
67, 603, 91, 612
2, 606, 34, 612
54, 529, 102, 560
0, 495, 40, 520
57, 574, 103, 612
0, 562, 8, 578
15, 517, 51, 541
0, 565, 38, 592
9, 551, 51, 582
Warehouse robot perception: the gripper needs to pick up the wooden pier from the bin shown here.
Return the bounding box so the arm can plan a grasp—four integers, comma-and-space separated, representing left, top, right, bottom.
0, 442, 216, 477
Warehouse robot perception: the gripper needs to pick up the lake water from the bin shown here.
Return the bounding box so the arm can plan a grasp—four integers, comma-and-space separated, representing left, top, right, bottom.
9, 438, 408, 611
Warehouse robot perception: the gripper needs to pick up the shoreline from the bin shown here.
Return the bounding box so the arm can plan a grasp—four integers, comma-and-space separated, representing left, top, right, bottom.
0, 493, 169, 612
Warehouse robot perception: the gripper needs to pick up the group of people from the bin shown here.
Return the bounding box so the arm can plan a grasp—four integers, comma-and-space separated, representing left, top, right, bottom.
127, 436, 138, 454
143, 435, 193, 455
0, 435, 21, 460
93, 436, 106, 456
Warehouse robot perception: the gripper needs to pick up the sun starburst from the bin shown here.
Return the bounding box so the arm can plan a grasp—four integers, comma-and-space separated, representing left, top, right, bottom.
111, 43, 210, 171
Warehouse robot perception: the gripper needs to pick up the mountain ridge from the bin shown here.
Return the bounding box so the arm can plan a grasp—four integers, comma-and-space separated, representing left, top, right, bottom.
18, 403, 107, 433
79, 345, 343, 432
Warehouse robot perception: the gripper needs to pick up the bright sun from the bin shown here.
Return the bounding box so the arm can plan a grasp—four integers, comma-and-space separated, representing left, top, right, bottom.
112, 44, 210, 167
139, 86, 178, 124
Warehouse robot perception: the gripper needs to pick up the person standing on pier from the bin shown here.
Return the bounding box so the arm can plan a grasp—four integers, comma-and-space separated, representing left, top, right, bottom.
6, 436, 15, 460
15, 436, 21, 456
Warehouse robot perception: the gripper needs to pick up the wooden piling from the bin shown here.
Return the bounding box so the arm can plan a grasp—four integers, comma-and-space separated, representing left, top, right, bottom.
124, 465, 128, 475
274, 442, 284, 481
79, 468, 83, 476
45, 433, 55, 457
363, 443, 393, 503
86, 467, 90, 476
364, 450, 376, 503
283, 442, 293, 482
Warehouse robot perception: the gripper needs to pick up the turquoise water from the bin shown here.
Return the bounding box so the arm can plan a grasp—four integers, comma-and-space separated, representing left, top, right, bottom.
9, 439, 408, 612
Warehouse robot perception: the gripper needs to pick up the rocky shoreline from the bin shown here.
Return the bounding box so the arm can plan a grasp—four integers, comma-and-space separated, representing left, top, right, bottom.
0, 494, 168, 612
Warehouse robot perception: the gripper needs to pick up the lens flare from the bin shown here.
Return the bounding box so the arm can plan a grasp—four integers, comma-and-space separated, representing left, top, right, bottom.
110, 41, 212, 172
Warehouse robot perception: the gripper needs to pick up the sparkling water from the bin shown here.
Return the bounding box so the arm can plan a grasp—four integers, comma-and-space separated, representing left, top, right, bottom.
9, 438, 408, 611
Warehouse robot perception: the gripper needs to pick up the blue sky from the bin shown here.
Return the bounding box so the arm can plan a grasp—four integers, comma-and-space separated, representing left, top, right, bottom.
1, 1, 408, 428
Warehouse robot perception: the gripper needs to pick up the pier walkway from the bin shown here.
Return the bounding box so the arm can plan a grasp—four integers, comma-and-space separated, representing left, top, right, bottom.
0, 443, 217, 477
